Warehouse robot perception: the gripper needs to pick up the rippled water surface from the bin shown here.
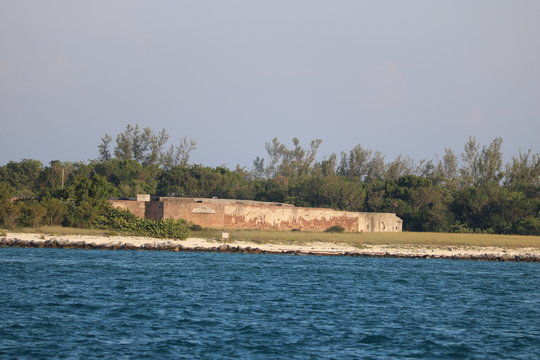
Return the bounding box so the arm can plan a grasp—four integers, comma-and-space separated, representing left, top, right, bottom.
1, 248, 539, 359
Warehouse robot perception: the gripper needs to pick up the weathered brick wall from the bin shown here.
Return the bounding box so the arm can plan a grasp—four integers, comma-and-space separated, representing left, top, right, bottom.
110, 199, 146, 218
110, 197, 403, 232
159, 197, 402, 232
161, 198, 226, 228
145, 201, 164, 221
222, 203, 361, 231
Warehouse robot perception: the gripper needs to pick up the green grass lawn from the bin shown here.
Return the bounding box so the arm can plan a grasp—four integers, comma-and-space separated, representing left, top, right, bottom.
4, 225, 540, 249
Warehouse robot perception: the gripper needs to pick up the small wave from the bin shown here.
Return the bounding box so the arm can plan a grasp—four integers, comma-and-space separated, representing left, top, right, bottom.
358, 334, 392, 344
54, 293, 74, 299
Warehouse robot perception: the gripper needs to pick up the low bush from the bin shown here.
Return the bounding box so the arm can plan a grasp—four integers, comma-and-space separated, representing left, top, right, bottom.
189, 224, 203, 231
448, 223, 474, 233
325, 225, 345, 233
94, 206, 190, 239
515, 217, 540, 236
40, 198, 67, 226
17, 201, 47, 227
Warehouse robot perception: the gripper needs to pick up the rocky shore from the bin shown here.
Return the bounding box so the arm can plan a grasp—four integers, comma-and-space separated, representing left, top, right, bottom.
1, 234, 539, 262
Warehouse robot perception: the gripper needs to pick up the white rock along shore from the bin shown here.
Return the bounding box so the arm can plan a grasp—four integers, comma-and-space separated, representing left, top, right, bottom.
2, 232, 540, 262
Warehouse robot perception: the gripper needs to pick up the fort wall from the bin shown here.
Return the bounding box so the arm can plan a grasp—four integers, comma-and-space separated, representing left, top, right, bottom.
109, 197, 403, 232
111, 199, 146, 218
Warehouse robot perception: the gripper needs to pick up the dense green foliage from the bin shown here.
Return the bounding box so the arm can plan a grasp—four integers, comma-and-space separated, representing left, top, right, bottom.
1, 125, 538, 236
94, 207, 189, 239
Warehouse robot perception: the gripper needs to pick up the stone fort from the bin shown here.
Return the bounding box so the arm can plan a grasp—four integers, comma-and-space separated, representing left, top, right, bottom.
110, 195, 403, 232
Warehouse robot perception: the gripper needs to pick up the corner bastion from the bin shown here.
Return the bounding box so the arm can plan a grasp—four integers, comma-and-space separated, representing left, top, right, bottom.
110, 196, 403, 232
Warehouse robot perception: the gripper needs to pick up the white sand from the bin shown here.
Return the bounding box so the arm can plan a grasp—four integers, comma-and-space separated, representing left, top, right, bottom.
5, 232, 540, 259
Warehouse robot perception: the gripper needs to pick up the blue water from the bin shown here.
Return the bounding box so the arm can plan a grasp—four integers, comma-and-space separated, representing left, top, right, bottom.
1, 248, 539, 359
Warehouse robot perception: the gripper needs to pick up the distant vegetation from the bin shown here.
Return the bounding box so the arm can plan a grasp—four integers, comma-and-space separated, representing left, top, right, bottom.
1, 124, 539, 236
94, 207, 190, 239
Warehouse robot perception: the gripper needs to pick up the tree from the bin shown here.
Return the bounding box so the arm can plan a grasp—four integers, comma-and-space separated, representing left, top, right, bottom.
160, 136, 197, 169
99, 124, 195, 168
338, 145, 373, 179
0, 159, 43, 195
253, 177, 290, 204
40, 198, 67, 226
0, 183, 19, 228
252, 156, 267, 179
504, 150, 540, 188
459, 137, 504, 186
98, 134, 113, 161
460, 136, 480, 186
477, 137, 503, 184
17, 201, 47, 227
415, 159, 436, 179
385, 155, 414, 180
314, 154, 337, 177
253, 138, 322, 179
449, 183, 540, 234
36, 160, 73, 194
62, 174, 116, 227
146, 129, 170, 166
364, 151, 386, 183
290, 138, 322, 178
94, 159, 159, 198
434, 148, 459, 187
114, 124, 135, 161
337, 145, 386, 182
157, 165, 254, 199
362, 175, 452, 231
290, 175, 366, 210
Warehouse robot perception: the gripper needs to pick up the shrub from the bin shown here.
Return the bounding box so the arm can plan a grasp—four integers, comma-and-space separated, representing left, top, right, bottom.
0, 183, 18, 228
515, 217, 540, 236
94, 206, 190, 239
40, 198, 67, 226
61, 173, 117, 228
17, 201, 47, 227
189, 224, 203, 231
0, 202, 20, 229
448, 223, 474, 233
325, 225, 345, 233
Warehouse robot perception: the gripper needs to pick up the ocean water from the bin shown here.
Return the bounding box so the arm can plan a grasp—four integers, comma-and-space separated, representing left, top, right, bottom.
0, 248, 539, 359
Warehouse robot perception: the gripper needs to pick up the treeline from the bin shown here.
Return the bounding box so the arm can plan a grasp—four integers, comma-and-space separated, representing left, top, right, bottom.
1, 125, 539, 235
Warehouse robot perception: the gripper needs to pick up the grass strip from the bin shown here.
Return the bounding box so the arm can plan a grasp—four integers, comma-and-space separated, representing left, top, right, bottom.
4, 226, 540, 249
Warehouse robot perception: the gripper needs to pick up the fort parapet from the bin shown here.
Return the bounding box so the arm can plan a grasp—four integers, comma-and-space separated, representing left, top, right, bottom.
110, 196, 403, 232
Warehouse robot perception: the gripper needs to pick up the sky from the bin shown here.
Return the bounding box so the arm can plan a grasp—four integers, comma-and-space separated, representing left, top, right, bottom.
1, 0, 539, 169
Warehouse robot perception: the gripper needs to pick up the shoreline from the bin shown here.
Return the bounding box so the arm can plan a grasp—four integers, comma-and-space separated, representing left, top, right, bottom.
1, 232, 540, 262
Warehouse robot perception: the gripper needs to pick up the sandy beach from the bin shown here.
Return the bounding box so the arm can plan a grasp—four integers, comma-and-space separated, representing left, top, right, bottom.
2, 232, 540, 262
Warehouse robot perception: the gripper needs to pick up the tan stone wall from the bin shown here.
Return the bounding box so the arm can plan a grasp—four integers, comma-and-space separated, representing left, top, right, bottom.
158, 197, 402, 232
110, 200, 164, 221
161, 198, 226, 228
222, 203, 361, 231
136, 194, 150, 202
109, 197, 403, 232
110, 199, 146, 218
357, 212, 403, 232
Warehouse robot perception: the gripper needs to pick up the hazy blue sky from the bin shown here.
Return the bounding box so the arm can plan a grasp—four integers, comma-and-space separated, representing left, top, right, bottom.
1, 1, 539, 168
